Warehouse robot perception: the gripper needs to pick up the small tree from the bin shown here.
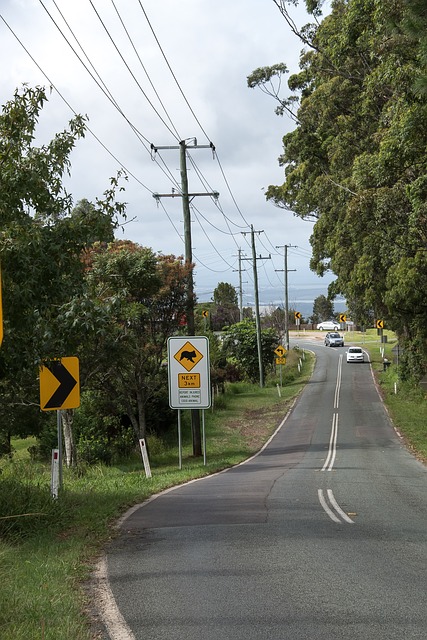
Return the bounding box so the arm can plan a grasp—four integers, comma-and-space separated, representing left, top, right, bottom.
211, 282, 240, 330
222, 320, 279, 383
75, 241, 192, 442
312, 295, 334, 323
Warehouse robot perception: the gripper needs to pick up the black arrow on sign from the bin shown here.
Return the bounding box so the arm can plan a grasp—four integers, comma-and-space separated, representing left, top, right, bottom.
44, 361, 77, 409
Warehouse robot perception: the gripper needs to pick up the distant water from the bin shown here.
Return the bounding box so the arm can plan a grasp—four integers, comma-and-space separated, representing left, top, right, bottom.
256, 299, 347, 322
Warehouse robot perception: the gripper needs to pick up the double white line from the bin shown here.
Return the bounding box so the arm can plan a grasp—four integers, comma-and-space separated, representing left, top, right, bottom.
322, 413, 339, 471
318, 355, 354, 524
318, 489, 354, 524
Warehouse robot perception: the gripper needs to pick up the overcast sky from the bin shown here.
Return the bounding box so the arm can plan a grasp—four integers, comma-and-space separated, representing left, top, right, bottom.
0, 0, 338, 311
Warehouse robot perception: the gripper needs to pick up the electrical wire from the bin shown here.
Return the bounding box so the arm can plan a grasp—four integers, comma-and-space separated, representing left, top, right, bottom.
1, 6, 299, 291
137, 0, 211, 143
0, 13, 154, 196
137, 2, 253, 232
34, 0, 182, 191
88, 0, 181, 141
110, 0, 182, 141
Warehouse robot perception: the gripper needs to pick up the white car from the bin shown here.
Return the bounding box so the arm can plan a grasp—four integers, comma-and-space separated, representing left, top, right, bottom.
346, 347, 364, 363
317, 320, 340, 331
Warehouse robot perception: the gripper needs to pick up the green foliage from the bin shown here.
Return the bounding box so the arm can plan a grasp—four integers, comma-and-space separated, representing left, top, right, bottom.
253, 0, 427, 380
0, 86, 126, 447
212, 282, 238, 306
0, 468, 66, 540
222, 320, 279, 383
312, 294, 334, 322
76, 241, 191, 441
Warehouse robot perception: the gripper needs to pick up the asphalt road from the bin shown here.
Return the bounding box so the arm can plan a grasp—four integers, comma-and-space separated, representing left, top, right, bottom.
101, 340, 427, 639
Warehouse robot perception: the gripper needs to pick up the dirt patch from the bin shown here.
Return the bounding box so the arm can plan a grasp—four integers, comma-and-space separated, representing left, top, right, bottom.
226, 401, 292, 451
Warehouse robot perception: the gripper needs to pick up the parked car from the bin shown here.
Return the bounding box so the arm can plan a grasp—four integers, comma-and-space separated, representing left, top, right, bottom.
325, 332, 344, 347
317, 320, 340, 331
346, 347, 364, 363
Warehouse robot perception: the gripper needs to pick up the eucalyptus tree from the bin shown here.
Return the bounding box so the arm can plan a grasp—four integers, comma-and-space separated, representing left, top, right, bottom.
249, 0, 427, 379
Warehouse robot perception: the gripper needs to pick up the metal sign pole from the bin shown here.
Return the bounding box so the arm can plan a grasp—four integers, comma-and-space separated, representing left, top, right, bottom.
178, 410, 182, 470
202, 410, 206, 466
57, 409, 63, 491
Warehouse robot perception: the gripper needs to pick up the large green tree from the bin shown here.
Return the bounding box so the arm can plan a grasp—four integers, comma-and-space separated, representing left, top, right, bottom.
250, 0, 427, 379
77, 240, 192, 442
0, 86, 125, 454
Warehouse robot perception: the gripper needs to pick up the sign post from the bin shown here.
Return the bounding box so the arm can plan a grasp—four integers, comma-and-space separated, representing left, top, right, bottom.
274, 345, 287, 388
168, 337, 211, 466
40, 357, 80, 495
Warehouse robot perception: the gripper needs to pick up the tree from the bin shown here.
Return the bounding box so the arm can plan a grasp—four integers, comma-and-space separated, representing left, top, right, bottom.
211, 282, 240, 330
213, 282, 238, 306
250, 0, 427, 379
222, 320, 279, 383
312, 295, 334, 323
77, 241, 192, 442
0, 86, 126, 458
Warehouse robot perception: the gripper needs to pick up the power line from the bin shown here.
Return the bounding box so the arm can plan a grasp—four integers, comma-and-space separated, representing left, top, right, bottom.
0, 13, 154, 196
137, 0, 211, 142
109, 0, 181, 140
88, 0, 181, 140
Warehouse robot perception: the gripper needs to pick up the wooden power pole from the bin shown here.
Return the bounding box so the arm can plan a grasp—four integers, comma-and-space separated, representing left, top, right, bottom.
152, 138, 218, 456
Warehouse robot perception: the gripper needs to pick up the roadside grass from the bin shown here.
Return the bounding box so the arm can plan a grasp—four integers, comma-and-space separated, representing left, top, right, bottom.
363, 339, 427, 462
0, 348, 313, 640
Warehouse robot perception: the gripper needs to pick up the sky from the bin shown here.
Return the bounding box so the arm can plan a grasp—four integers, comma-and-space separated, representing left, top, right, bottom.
0, 0, 341, 315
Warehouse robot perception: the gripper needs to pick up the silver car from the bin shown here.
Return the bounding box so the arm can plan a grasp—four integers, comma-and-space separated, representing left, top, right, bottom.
346, 347, 364, 363
325, 332, 344, 347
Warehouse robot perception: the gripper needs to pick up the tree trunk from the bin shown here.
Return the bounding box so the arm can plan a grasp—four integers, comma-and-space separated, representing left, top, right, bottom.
62, 409, 77, 467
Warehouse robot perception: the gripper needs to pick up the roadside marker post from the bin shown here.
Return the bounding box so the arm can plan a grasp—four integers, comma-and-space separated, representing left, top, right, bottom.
51, 449, 60, 499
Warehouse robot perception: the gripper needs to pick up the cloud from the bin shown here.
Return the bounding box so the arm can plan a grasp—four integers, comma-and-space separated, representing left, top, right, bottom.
0, 0, 338, 305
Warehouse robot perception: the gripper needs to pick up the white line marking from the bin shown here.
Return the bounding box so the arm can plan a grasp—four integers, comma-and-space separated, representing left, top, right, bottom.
318, 489, 340, 523
327, 489, 354, 524
334, 355, 343, 409
93, 557, 136, 640
318, 489, 354, 524
322, 413, 338, 471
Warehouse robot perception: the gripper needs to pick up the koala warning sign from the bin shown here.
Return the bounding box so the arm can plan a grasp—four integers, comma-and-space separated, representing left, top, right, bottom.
173, 341, 203, 371
168, 336, 211, 409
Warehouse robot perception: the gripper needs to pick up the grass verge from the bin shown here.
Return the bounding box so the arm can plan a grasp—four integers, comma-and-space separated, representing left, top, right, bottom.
0, 348, 313, 640
364, 339, 427, 462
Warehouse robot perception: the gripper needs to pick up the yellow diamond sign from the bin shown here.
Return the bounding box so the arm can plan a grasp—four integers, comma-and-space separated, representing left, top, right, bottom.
174, 341, 204, 372
274, 345, 286, 357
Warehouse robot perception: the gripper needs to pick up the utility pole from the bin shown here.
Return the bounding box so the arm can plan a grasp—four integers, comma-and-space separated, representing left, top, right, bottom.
233, 248, 246, 322
152, 138, 218, 456
276, 244, 296, 351
242, 227, 271, 388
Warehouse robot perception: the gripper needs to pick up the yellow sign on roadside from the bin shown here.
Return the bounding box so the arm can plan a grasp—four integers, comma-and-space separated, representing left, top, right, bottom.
274, 345, 286, 357
40, 357, 80, 411
173, 341, 204, 372
276, 357, 286, 365
339, 313, 347, 323
178, 373, 201, 388
376, 319, 384, 329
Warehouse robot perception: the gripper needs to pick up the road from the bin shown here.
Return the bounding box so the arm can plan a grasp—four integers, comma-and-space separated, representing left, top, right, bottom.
100, 340, 427, 639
